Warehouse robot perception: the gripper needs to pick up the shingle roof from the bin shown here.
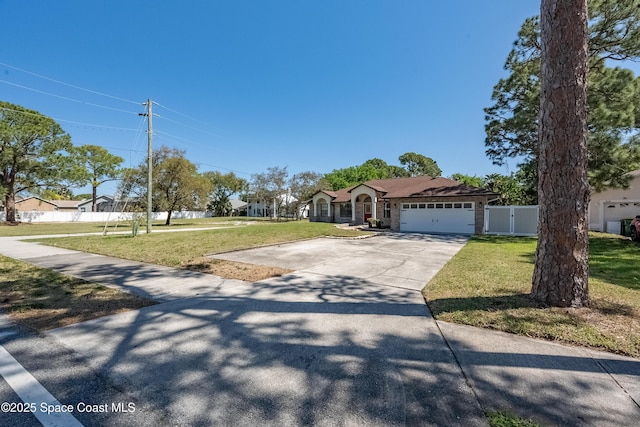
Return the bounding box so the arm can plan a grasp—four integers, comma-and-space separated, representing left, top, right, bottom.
315, 176, 497, 202
316, 189, 351, 203
15, 196, 57, 206
230, 199, 247, 210
53, 200, 80, 209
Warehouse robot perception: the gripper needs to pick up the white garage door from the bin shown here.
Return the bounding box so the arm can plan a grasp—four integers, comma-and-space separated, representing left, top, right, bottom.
400, 202, 475, 234
603, 201, 640, 224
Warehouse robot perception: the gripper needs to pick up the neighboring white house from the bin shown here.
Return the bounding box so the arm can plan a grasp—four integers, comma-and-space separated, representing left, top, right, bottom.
246, 192, 309, 219
589, 170, 640, 233
246, 198, 270, 217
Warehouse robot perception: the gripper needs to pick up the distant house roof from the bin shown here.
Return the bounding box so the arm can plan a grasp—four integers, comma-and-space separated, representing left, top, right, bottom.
314, 176, 497, 202
77, 195, 113, 208
15, 196, 81, 207
54, 200, 81, 209
246, 193, 298, 203
230, 199, 247, 210
15, 196, 58, 207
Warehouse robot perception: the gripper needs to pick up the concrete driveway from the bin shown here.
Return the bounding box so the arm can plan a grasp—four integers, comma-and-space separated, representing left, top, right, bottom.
43, 233, 487, 426
211, 233, 469, 291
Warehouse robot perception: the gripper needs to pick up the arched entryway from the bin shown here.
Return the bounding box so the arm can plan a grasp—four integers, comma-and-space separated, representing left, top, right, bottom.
358, 195, 373, 222
349, 185, 378, 225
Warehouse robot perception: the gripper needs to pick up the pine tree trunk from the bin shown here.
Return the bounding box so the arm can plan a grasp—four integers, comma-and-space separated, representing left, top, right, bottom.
92, 185, 97, 212
532, 0, 590, 307
5, 191, 16, 223
4, 170, 17, 223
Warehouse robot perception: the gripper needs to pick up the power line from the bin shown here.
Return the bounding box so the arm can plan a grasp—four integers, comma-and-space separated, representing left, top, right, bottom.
154, 113, 222, 139
153, 101, 212, 126
0, 64, 247, 176
2, 62, 231, 151
0, 80, 140, 115
0, 61, 140, 105
101, 146, 146, 154
0, 106, 140, 132
130, 115, 148, 159
3, 103, 251, 177
58, 121, 139, 132
153, 129, 229, 150
153, 101, 228, 141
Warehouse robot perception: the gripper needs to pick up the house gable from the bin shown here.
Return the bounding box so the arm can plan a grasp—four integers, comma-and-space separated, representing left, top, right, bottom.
15, 197, 58, 212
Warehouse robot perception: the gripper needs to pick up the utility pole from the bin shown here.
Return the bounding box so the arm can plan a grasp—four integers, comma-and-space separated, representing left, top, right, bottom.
145, 99, 153, 234
138, 100, 153, 233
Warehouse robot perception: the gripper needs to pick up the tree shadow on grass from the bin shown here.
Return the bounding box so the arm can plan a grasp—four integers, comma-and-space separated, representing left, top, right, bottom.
515, 236, 640, 291
428, 294, 542, 316
589, 238, 640, 291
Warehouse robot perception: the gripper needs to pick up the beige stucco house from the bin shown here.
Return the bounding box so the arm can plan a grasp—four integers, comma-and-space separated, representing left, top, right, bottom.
589, 170, 640, 233
14, 197, 79, 213
310, 176, 497, 234
15, 197, 59, 212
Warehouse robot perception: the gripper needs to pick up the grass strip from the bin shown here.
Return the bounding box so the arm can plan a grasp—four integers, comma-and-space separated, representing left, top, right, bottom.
0, 255, 155, 331
424, 233, 640, 358
487, 411, 543, 427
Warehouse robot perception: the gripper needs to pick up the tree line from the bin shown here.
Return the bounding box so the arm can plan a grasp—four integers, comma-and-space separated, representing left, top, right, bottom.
0, 104, 464, 225
0, 93, 607, 225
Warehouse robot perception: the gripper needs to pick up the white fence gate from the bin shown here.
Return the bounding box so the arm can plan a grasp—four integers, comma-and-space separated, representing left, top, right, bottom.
484, 205, 539, 236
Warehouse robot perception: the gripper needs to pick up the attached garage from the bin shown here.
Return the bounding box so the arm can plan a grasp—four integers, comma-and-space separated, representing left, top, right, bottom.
400, 202, 475, 234
602, 201, 640, 233
588, 170, 640, 232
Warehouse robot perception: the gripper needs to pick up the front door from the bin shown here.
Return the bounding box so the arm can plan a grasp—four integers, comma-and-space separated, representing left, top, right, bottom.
364, 202, 372, 222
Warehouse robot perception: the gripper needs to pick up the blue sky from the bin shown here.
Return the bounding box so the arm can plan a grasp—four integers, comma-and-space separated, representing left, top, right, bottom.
2, 1, 636, 196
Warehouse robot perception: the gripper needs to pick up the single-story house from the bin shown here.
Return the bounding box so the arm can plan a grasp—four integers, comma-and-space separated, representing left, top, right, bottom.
11, 197, 79, 213
589, 169, 640, 233
14, 196, 60, 212
310, 176, 498, 234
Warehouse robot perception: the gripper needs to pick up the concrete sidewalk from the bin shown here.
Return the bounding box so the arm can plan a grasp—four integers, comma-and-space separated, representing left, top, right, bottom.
438, 322, 640, 426
0, 234, 639, 426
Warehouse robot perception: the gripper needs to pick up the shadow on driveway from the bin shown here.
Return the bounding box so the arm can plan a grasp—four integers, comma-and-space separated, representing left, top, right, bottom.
49, 273, 486, 426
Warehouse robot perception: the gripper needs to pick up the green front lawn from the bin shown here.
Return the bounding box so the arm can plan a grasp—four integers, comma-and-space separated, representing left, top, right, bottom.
35, 221, 366, 267
424, 233, 640, 358
0, 217, 256, 237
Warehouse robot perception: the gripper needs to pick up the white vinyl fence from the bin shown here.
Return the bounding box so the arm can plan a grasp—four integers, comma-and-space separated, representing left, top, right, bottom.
484, 205, 539, 236
0, 210, 211, 223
